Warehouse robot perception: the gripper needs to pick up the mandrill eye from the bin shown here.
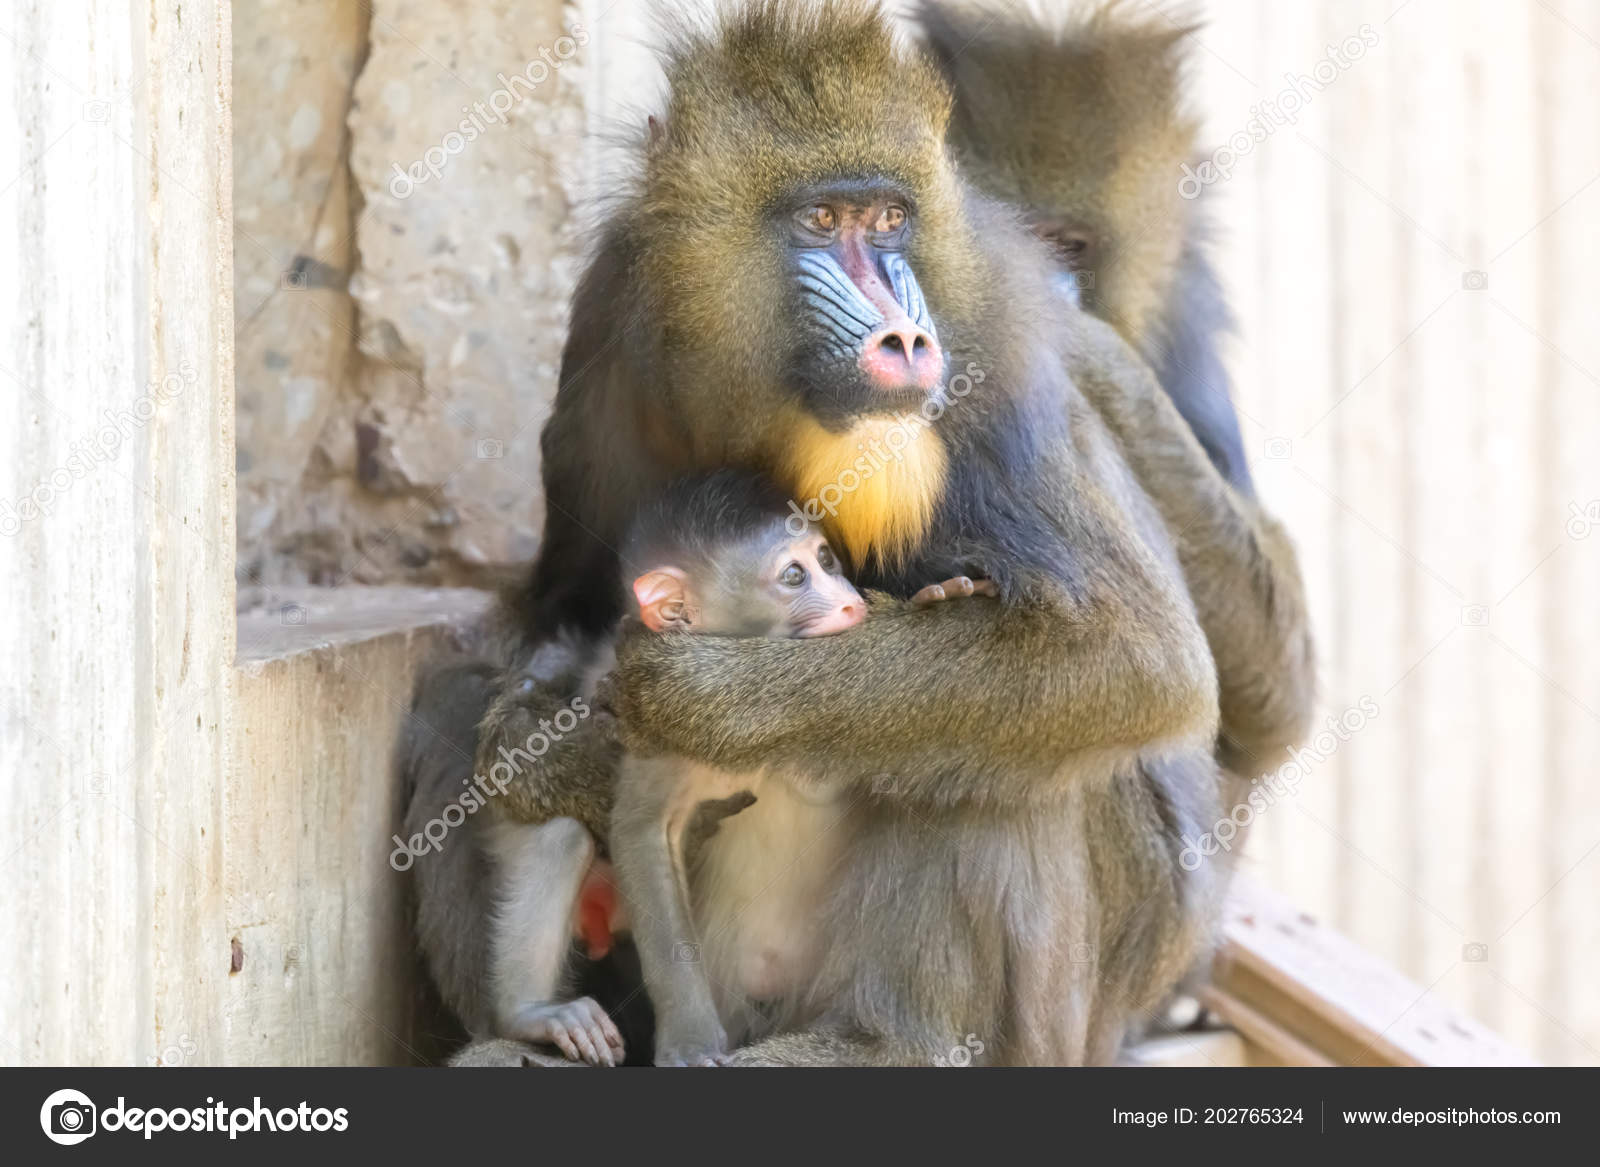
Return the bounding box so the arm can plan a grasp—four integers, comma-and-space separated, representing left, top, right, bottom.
1037, 223, 1093, 268
873, 204, 907, 234
780, 562, 807, 588
799, 204, 836, 237
817, 544, 838, 572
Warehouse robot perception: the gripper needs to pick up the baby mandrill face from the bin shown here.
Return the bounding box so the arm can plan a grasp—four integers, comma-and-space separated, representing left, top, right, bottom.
631, 526, 864, 639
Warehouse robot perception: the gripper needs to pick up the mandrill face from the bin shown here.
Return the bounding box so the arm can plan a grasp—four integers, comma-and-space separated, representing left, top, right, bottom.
781, 179, 948, 425
630, 1, 998, 569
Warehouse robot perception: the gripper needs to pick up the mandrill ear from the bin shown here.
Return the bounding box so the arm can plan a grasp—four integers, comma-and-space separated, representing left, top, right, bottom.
632, 567, 691, 632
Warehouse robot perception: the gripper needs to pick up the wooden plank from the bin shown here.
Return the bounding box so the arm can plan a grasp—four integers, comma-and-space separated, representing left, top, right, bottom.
1123, 1030, 1252, 1068
1196, 984, 1333, 1067
1205, 875, 1538, 1066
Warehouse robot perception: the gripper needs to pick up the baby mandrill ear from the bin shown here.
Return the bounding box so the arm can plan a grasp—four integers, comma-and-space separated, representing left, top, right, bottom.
632, 567, 690, 632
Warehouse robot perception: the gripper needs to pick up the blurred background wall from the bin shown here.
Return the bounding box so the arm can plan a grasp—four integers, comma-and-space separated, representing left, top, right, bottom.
230, 0, 1600, 1063
1192, 0, 1600, 1067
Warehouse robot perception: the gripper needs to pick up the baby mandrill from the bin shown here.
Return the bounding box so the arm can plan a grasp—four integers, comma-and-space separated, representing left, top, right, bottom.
608, 469, 992, 1065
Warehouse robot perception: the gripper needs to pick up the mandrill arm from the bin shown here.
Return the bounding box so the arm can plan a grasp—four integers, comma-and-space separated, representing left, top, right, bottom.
1067, 316, 1316, 775
476, 675, 621, 844
602, 468, 1219, 806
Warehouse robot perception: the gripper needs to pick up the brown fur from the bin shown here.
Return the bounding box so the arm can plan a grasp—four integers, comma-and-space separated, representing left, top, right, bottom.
921, 0, 1196, 348
551, 1, 1220, 1065
1069, 320, 1316, 778
921, 0, 1316, 808
920, 3, 1258, 496
474, 671, 618, 844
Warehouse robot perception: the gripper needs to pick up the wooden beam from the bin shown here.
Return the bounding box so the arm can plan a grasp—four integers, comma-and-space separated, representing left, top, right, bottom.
1202, 875, 1538, 1066
1123, 1030, 1252, 1068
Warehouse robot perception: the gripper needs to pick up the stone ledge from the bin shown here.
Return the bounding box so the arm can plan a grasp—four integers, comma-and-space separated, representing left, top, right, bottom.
225, 586, 493, 1064
237, 585, 495, 664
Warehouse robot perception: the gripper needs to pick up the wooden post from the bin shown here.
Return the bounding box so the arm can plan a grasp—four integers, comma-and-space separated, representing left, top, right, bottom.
0, 1, 234, 1065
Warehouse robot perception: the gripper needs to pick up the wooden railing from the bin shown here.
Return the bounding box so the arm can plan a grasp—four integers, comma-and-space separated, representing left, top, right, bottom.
1166, 876, 1536, 1067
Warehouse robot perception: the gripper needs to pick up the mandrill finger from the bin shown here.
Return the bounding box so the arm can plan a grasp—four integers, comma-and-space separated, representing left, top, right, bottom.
569, 1023, 601, 1066
550, 1030, 581, 1062
587, 1021, 615, 1067
971, 579, 998, 596
913, 577, 984, 606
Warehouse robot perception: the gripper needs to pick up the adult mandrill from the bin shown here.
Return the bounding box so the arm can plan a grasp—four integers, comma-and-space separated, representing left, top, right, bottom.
423, 0, 1274, 1066
919, 0, 1316, 810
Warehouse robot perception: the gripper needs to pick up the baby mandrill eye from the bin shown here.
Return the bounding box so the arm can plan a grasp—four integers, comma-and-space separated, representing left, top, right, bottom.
817, 544, 838, 572
781, 562, 807, 588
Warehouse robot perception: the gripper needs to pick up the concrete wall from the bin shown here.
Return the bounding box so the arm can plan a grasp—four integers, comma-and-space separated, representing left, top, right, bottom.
0, 0, 496, 1069
229, 587, 491, 1065
0, 0, 235, 1065
232, 0, 366, 574
234, 0, 615, 587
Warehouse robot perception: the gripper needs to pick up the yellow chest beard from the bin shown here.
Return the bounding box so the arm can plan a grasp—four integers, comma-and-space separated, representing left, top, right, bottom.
775, 412, 949, 571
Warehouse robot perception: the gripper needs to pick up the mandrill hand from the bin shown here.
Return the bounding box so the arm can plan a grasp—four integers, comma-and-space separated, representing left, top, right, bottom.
911, 576, 998, 607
